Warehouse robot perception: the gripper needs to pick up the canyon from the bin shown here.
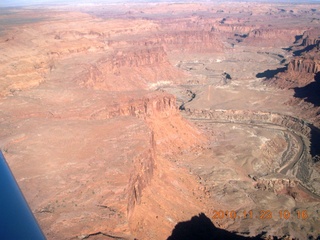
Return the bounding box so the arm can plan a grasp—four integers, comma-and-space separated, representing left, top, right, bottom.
0, 1, 319, 240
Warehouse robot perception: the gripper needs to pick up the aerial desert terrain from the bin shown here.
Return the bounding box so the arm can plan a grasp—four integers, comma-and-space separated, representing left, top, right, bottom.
0, 1, 319, 239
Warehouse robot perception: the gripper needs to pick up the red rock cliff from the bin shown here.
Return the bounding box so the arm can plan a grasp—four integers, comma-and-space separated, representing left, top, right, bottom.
159, 30, 224, 53
77, 46, 185, 91
268, 28, 320, 88
90, 92, 178, 120
301, 28, 320, 49
288, 58, 320, 75
246, 28, 303, 47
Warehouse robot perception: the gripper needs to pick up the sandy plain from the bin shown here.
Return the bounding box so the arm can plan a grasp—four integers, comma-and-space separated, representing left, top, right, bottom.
0, 1, 319, 239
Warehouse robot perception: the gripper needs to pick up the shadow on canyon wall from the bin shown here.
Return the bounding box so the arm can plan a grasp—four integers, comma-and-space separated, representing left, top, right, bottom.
293, 44, 317, 56
293, 35, 303, 44
294, 72, 320, 107
294, 72, 320, 160
310, 126, 320, 161
166, 213, 264, 240
256, 66, 287, 79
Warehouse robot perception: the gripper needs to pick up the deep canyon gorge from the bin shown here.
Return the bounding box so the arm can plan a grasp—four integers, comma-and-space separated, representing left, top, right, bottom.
0, 1, 319, 239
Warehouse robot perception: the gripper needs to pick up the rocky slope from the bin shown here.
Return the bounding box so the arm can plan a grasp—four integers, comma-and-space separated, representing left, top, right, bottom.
159, 30, 225, 53
301, 28, 320, 49
76, 47, 185, 91
267, 27, 320, 88
1, 3, 320, 239
263, 27, 320, 128
245, 28, 303, 47
269, 55, 320, 89
0, 88, 204, 239
0, 8, 205, 238
183, 108, 320, 194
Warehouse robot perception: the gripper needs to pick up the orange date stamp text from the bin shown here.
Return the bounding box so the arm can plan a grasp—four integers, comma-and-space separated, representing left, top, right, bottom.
211, 209, 308, 220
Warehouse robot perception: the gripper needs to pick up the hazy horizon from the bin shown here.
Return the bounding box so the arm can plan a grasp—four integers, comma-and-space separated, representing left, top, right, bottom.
1, 0, 320, 7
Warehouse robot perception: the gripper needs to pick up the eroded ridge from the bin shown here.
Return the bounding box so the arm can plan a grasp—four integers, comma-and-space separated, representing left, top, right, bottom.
182, 108, 320, 197
1, 2, 320, 239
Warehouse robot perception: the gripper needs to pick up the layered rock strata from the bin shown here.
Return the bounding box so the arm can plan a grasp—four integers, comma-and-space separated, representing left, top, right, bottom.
267, 27, 320, 89
183, 108, 320, 196
77, 47, 185, 91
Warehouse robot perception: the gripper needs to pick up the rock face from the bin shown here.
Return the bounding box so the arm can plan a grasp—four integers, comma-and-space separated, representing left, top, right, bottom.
0, 9, 205, 238
185, 109, 311, 137
302, 28, 320, 49
184, 108, 320, 195
159, 30, 224, 53
3, 117, 154, 239
288, 58, 320, 74
263, 27, 320, 128
126, 130, 155, 217
0, 87, 203, 239
77, 47, 185, 91
211, 24, 254, 36
271, 57, 319, 89
0, 38, 53, 96
246, 28, 303, 47
264, 27, 320, 88
90, 92, 177, 120
1, 3, 320, 240
0, 13, 159, 96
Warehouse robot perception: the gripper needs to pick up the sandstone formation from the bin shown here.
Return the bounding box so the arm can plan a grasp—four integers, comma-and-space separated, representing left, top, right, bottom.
246, 28, 303, 47
76, 47, 185, 91
261, 27, 320, 129
302, 28, 320, 49
184, 108, 319, 196
266, 27, 320, 88
269, 56, 320, 89
0, 2, 320, 240
159, 31, 225, 53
